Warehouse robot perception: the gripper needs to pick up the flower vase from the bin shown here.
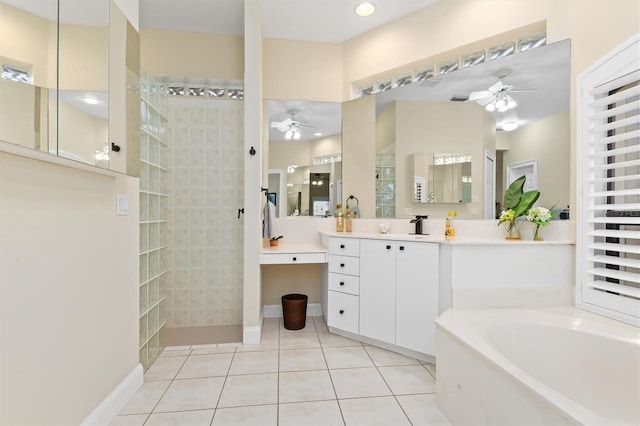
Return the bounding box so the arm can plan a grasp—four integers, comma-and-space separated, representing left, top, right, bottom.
533, 225, 543, 241
504, 219, 521, 240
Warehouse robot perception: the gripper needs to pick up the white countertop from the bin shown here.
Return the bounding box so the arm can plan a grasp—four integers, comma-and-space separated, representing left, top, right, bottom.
319, 231, 574, 245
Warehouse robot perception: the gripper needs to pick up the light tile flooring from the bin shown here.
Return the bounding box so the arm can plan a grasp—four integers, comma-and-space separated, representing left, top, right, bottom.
112, 317, 450, 425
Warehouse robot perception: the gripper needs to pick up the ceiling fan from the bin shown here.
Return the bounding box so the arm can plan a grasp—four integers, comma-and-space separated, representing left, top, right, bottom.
270, 112, 312, 140
468, 72, 533, 113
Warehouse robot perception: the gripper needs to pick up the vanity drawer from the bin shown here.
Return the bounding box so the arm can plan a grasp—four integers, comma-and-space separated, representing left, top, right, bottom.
260, 252, 327, 264
328, 273, 359, 295
327, 291, 359, 334
328, 237, 360, 257
328, 255, 360, 276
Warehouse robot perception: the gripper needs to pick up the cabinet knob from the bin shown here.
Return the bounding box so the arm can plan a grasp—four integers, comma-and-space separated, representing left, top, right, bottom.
339, 309, 344, 315
340, 263, 345, 267
386, 245, 391, 250
340, 244, 345, 249
339, 281, 345, 286
399, 246, 405, 251
292, 257, 297, 261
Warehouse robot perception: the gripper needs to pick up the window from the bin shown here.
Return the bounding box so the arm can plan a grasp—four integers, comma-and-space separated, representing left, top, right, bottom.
577, 35, 640, 326
1, 63, 33, 84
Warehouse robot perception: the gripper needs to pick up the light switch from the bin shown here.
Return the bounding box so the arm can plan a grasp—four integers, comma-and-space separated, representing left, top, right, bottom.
116, 194, 129, 216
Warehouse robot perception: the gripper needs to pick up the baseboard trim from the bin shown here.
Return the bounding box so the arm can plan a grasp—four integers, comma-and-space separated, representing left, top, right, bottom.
82, 363, 143, 426
263, 303, 322, 318
243, 311, 263, 345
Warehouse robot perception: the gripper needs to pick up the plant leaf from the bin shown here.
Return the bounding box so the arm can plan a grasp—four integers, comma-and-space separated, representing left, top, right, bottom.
514, 190, 541, 217
503, 175, 526, 209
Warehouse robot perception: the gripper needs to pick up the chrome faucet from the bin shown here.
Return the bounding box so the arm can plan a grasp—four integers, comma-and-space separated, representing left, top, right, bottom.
410, 215, 429, 235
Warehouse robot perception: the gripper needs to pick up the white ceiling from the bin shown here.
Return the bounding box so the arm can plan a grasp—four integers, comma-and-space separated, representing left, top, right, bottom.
140, 0, 440, 42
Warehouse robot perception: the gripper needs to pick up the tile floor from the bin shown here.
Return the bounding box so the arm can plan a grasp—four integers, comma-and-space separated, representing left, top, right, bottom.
112, 317, 450, 425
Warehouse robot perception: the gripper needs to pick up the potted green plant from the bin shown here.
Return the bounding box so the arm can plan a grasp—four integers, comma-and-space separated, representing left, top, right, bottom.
498, 175, 540, 240
269, 235, 283, 246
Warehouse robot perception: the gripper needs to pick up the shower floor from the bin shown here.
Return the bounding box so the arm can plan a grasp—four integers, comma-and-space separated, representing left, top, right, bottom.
161, 325, 243, 346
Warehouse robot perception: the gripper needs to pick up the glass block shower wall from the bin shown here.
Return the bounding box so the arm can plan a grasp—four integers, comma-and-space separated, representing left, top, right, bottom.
376, 153, 396, 218
166, 97, 244, 328
139, 74, 169, 370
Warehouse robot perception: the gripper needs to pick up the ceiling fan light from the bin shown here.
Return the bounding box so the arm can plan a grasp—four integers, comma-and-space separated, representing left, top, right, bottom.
293, 130, 301, 140
355, 2, 376, 17
285, 130, 293, 140
502, 121, 518, 131
485, 102, 496, 112
507, 96, 517, 109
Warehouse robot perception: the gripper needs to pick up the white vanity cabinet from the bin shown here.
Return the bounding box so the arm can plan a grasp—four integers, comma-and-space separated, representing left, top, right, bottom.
395, 241, 439, 354
359, 239, 397, 344
326, 237, 360, 334
359, 239, 439, 355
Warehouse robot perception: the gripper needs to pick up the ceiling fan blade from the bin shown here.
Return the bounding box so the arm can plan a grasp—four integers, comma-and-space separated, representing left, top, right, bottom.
487, 80, 505, 93
468, 90, 493, 101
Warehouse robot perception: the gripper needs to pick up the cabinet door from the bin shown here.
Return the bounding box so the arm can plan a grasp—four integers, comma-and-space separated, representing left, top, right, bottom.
359, 239, 396, 344
396, 242, 439, 355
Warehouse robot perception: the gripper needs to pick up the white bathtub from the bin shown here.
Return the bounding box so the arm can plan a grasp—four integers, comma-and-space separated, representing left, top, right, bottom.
436, 307, 640, 425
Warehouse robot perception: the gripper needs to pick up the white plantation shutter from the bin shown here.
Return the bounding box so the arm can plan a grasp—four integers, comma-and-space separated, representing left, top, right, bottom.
577, 35, 640, 326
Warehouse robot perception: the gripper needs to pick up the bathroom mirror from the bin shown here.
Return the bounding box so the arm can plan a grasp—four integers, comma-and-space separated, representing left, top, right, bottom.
348, 39, 570, 218
0, 0, 123, 171
0, 0, 58, 154
57, 0, 109, 165
267, 100, 342, 217
412, 153, 472, 203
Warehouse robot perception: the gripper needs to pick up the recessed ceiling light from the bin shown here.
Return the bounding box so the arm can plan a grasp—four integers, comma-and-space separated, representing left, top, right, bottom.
83, 96, 98, 105
355, 2, 376, 17
314, 132, 323, 137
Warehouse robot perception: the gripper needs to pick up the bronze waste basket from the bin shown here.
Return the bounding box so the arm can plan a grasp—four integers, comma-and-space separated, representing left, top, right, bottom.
281, 294, 308, 330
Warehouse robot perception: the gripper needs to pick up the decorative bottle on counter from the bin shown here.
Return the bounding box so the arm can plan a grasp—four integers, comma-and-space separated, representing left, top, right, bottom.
445, 211, 456, 239
336, 204, 344, 232
345, 204, 352, 233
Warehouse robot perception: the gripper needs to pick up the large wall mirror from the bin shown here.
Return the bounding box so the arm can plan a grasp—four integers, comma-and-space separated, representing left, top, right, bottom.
267, 100, 342, 217
0, 0, 138, 176
356, 38, 570, 219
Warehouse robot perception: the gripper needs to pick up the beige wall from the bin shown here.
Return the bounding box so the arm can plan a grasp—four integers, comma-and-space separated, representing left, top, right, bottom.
0, 0, 140, 423
263, 39, 343, 102
269, 134, 341, 170
0, 154, 139, 425
141, 28, 244, 80
395, 101, 493, 219
502, 112, 570, 210
58, 24, 109, 91
0, 3, 55, 87
0, 78, 38, 148
261, 264, 323, 305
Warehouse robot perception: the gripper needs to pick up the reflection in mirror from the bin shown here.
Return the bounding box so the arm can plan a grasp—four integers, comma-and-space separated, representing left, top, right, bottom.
268, 100, 342, 217
366, 39, 570, 218
58, 0, 109, 166
412, 153, 472, 203
0, 0, 57, 152
0, 0, 111, 168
